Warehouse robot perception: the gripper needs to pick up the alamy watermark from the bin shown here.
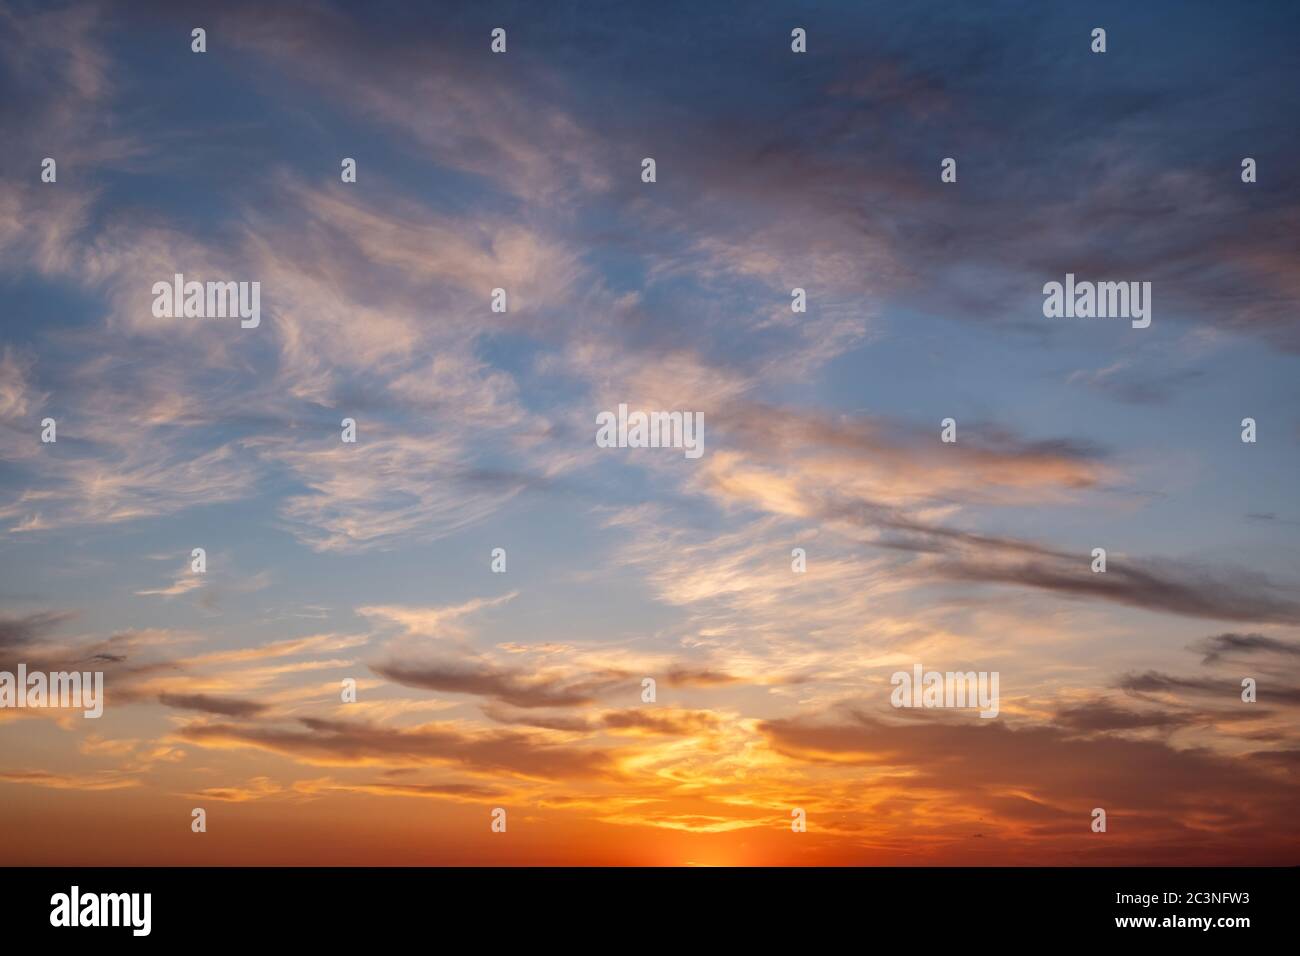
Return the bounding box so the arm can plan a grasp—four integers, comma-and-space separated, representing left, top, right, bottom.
152, 273, 261, 328
1042, 273, 1151, 329
0, 665, 103, 718
890, 663, 999, 718
595, 404, 704, 459
50, 886, 150, 936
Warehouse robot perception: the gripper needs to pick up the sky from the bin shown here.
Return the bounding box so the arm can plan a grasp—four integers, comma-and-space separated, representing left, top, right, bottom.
0, 0, 1298, 866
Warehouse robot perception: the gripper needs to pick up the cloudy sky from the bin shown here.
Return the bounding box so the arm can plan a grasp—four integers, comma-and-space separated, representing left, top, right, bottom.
1, 0, 1298, 865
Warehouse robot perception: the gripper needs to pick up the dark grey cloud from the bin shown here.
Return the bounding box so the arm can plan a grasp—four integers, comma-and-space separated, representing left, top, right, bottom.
371, 659, 633, 709
482, 704, 722, 736
1054, 699, 1190, 734
0, 610, 75, 649
1120, 670, 1300, 706
663, 665, 744, 688
925, 551, 1300, 626
178, 716, 615, 780
1195, 632, 1300, 665
157, 692, 268, 718
834, 501, 1300, 625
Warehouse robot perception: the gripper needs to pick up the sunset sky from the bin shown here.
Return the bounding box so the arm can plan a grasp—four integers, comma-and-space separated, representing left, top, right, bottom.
1, 0, 1298, 866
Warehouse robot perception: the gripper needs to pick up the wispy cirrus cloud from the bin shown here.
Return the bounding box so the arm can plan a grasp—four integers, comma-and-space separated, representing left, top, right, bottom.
1, 0, 1297, 867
